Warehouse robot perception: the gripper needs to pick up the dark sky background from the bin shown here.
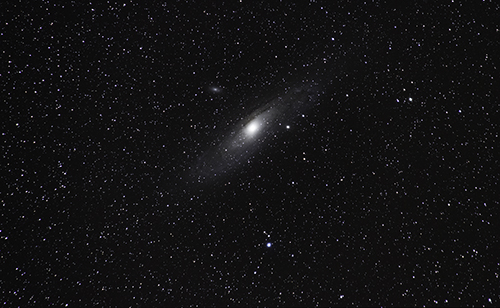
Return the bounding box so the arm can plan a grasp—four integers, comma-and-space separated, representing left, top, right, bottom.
2, 1, 499, 306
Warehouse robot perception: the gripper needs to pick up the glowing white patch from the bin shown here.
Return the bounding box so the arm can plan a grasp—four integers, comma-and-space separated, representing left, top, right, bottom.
208, 86, 222, 94
246, 120, 260, 135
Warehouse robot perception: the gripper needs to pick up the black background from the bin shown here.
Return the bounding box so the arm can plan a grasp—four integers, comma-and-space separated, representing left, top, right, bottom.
2, 1, 499, 306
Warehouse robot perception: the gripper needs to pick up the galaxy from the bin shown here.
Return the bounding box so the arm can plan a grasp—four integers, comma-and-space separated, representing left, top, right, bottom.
2, 1, 499, 306
189, 79, 324, 184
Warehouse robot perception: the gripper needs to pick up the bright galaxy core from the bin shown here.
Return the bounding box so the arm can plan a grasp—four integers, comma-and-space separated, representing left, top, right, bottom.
245, 120, 260, 136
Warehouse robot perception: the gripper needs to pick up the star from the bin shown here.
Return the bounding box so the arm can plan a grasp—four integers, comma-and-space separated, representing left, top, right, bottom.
266, 242, 272, 247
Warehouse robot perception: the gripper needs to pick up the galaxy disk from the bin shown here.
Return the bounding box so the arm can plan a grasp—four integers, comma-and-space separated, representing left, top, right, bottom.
188, 80, 323, 184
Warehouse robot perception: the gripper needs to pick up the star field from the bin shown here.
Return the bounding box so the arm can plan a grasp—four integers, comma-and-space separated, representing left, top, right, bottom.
2, 1, 499, 306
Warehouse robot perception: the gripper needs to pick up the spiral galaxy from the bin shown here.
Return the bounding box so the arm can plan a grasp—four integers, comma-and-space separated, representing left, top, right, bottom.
188, 80, 324, 184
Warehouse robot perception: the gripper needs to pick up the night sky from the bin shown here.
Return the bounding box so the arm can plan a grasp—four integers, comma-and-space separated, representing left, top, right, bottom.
2, 1, 499, 306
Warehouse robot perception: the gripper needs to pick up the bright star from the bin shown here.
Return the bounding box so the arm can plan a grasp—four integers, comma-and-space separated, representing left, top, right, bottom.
266, 242, 272, 247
